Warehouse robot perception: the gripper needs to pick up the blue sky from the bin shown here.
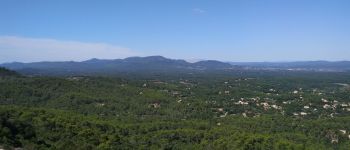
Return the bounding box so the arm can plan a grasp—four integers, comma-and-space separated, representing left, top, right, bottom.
0, 0, 350, 63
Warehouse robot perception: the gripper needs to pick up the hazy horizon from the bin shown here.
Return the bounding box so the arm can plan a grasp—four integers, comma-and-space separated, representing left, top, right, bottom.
1, 0, 350, 63
1, 54, 350, 64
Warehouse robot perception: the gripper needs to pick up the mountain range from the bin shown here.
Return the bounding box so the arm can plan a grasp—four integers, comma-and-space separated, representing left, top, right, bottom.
0, 56, 234, 76
1, 56, 349, 76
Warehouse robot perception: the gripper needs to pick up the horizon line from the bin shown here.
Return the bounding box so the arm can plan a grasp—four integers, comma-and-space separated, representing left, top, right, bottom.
1, 55, 349, 64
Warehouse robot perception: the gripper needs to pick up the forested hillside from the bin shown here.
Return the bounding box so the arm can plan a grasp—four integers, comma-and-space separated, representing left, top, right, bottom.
1, 68, 350, 149
0, 67, 20, 77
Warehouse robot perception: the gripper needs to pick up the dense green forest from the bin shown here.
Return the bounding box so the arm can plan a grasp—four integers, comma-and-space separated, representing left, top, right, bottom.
0, 67, 350, 149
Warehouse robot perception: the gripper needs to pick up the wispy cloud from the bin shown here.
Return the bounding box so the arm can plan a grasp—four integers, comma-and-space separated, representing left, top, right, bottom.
193, 8, 206, 14
0, 36, 139, 63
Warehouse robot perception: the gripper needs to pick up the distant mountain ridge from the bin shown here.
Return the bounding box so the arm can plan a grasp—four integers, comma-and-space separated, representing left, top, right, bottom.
0, 56, 234, 75
1, 56, 349, 76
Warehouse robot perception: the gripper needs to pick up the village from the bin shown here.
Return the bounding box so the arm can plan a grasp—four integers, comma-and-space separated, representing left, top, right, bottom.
133, 77, 350, 142
138, 78, 350, 119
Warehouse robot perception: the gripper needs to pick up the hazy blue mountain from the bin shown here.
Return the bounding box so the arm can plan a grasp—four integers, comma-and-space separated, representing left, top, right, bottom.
0, 56, 234, 76
2, 56, 349, 76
